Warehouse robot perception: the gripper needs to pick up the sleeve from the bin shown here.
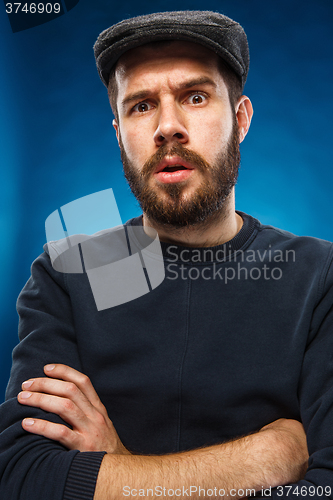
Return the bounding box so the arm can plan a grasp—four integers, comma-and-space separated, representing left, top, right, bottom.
270, 247, 333, 500
0, 251, 106, 500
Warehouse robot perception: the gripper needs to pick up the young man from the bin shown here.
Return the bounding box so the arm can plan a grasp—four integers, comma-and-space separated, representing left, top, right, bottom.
0, 11, 332, 500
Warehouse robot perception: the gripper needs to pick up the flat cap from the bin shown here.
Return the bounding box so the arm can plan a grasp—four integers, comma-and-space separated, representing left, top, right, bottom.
94, 10, 249, 90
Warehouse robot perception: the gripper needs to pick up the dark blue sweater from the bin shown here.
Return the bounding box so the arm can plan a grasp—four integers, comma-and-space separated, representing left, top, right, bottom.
1, 212, 333, 499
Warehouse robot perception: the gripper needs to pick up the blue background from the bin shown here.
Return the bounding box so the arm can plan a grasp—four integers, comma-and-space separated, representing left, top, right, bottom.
0, 0, 332, 400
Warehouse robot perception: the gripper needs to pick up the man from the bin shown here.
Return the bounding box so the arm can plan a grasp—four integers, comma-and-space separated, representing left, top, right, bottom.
0, 10, 332, 500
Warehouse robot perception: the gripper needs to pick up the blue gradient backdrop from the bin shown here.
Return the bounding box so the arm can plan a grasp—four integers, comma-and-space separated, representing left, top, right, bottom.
1, 0, 332, 400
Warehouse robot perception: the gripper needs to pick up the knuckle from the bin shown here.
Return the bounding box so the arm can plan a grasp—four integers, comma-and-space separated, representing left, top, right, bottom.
98, 403, 109, 418
62, 398, 75, 412
59, 425, 70, 438
38, 420, 48, 433
80, 374, 91, 388
65, 382, 78, 396
94, 411, 106, 427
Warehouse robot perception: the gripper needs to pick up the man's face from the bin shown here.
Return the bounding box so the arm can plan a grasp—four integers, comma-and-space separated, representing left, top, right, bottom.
112, 41, 242, 228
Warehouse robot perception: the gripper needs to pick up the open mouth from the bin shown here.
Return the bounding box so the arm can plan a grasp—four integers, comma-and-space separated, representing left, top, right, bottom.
161, 165, 188, 172
154, 161, 194, 184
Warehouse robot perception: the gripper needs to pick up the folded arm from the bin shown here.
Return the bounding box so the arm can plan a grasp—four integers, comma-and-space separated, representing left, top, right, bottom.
95, 419, 308, 500
18, 364, 308, 500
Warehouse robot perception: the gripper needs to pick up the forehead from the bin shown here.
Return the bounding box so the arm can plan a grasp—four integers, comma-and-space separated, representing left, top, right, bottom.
114, 40, 221, 87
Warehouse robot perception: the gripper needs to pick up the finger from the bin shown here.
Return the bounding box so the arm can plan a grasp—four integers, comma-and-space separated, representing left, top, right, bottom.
43, 364, 106, 415
21, 378, 98, 420
21, 417, 79, 450
17, 391, 87, 430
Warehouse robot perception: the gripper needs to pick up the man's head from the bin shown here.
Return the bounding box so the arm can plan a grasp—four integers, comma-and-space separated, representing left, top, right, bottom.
94, 11, 253, 230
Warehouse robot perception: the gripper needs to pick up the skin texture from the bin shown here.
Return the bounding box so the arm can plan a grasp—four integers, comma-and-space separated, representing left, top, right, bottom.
17, 42, 309, 498
112, 41, 253, 247
118, 127, 241, 231
19, 364, 129, 455
18, 365, 308, 500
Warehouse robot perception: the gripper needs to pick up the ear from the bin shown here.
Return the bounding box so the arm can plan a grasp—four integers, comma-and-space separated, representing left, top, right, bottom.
112, 119, 120, 144
235, 96, 253, 143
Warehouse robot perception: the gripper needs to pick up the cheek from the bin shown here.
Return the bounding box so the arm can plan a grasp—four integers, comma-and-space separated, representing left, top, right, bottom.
119, 125, 145, 164
191, 116, 232, 158
120, 118, 160, 169
211, 111, 233, 140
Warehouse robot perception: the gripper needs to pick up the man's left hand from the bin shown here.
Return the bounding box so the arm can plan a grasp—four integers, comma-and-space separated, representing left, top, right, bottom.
17, 364, 130, 455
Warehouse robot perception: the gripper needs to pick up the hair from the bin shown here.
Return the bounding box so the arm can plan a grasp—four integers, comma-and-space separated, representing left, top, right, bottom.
107, 42, 243, 121
107, 64, 118, 120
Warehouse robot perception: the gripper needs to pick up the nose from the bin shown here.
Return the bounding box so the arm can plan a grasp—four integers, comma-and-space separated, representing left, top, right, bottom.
153, 103, 189, 147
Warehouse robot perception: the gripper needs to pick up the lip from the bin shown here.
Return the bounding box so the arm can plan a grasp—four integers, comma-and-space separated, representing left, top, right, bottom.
154, 156, 196, 174
153, 156, 195, 184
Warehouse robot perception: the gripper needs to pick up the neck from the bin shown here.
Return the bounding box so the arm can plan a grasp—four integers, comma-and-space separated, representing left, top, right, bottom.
142, 195, 243, 248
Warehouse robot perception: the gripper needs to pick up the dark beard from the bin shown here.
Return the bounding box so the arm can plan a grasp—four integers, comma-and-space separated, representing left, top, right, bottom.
120, 119, 240, 229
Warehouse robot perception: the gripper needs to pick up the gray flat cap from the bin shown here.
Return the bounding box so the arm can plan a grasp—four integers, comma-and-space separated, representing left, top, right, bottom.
94, 10, 249, 90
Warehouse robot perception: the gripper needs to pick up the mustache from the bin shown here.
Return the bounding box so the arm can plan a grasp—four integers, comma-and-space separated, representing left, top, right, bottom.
141, 142, 210, 178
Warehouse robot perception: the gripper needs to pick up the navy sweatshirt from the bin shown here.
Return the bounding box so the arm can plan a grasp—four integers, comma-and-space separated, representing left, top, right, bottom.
1, 212, 333, 499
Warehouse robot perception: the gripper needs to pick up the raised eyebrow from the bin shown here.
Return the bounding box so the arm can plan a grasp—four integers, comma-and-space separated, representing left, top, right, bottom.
174, 77, 217, 92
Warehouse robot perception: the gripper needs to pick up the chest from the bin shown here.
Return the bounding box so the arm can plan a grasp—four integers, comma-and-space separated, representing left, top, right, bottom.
69, 269, 310, 452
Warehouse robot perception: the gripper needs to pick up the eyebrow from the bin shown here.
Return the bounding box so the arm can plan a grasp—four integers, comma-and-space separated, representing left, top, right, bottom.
121, 76, 217, 110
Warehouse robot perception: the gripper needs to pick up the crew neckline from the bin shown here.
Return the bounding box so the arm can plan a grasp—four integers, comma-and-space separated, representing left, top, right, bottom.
127, 211, 259, 263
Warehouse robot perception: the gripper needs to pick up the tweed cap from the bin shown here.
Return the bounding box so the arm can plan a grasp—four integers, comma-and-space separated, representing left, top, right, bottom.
94, 10, 249, 90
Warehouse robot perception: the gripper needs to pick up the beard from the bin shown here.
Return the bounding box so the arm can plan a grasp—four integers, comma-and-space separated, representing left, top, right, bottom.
119, 118, 240, 229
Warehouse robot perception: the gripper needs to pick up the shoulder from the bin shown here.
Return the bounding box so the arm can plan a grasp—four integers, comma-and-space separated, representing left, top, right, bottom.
245, 213, 333, 257
244, 213, 333, 292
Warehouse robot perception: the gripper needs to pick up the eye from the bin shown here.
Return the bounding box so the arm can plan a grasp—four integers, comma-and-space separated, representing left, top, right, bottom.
186, 93, 207, 105
132, 101, 153, 113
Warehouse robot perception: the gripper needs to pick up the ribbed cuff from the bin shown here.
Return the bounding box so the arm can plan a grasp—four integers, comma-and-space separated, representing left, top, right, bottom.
63, 451, 107, 500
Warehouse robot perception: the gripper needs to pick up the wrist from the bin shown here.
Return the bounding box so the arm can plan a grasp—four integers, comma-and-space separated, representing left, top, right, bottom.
257, 422, 308, 486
